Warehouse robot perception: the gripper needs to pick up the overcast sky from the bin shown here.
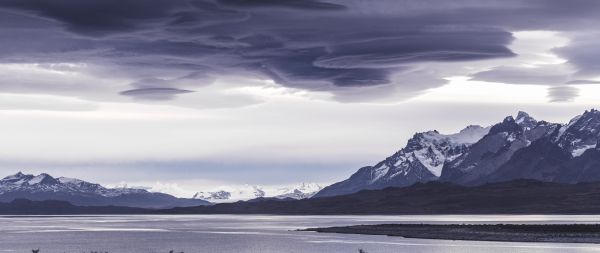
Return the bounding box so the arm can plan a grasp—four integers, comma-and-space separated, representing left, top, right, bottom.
1, 0, 600, 197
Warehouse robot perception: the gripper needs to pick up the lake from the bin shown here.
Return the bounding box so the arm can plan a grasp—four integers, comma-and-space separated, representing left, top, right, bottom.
2, 215, 600, 253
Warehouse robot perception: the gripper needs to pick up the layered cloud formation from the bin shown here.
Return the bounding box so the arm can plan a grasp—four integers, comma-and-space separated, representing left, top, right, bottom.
0, 0, 599, 105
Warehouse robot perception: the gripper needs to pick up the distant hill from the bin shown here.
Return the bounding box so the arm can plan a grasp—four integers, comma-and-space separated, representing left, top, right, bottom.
0, 172, 210, 208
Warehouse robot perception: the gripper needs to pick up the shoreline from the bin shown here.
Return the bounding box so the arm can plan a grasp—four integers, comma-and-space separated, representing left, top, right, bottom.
301, 224, 600, 244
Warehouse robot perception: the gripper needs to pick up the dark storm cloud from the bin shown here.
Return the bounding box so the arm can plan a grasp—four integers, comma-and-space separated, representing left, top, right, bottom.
313, 30, 515, 69
0, 0, 191, 34
0, 0, 599, 102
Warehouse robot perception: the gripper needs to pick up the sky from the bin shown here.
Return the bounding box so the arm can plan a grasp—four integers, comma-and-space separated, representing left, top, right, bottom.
1, 0, 600, 197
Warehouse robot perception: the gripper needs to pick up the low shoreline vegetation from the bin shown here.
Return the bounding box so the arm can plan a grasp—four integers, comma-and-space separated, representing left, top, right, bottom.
30, 251, 186, 253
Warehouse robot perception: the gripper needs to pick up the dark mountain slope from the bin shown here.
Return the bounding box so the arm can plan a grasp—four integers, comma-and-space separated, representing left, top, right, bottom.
162, 180, 600, 215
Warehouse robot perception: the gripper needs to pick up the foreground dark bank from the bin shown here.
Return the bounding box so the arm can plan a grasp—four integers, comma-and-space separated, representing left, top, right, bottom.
5, 179, 600, 215
0, 199, 148, 215
303, 224, 600, 244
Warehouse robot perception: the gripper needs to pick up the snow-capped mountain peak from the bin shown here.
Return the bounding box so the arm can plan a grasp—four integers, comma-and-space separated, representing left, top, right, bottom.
315, 124, 491, 197
555, 109, 600, 157
1, 172, 34, 185
3, 172, 26, 180
401, 125, 491, 177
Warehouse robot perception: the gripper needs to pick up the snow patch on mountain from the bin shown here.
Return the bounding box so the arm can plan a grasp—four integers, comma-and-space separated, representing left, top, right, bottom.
57, 177, 84, 185
273, 183, 323, 199
557, 114, 584, 141
572, 144, 597, 157
555, 109, 600, 155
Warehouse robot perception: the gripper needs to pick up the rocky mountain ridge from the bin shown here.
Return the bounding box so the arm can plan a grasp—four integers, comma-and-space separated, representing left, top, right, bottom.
315, 110, 600, 197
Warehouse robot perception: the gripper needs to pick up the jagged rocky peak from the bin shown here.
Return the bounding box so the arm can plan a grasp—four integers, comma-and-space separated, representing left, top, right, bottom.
402, 126, 491, 176
556, 109, 600, 157
409, 125, 489, 148
7, 171, 24, 178
2, 171, 29, 181
406, 131, 438, 150
1, 172, 32, 186
580, 109, 600, 126
488, 116, 522, 135
515, 111, 538, 129
438, 114, 539, 185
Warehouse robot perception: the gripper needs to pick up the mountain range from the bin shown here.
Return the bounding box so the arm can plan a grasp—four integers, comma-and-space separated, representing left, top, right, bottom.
0, 172, 210, 208
192, 183, 323, 203
5, 179, 600, 215
315, 110, 600, 197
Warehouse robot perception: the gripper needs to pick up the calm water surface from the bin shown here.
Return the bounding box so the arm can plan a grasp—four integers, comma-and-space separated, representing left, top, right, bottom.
1, 215, 600, 253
